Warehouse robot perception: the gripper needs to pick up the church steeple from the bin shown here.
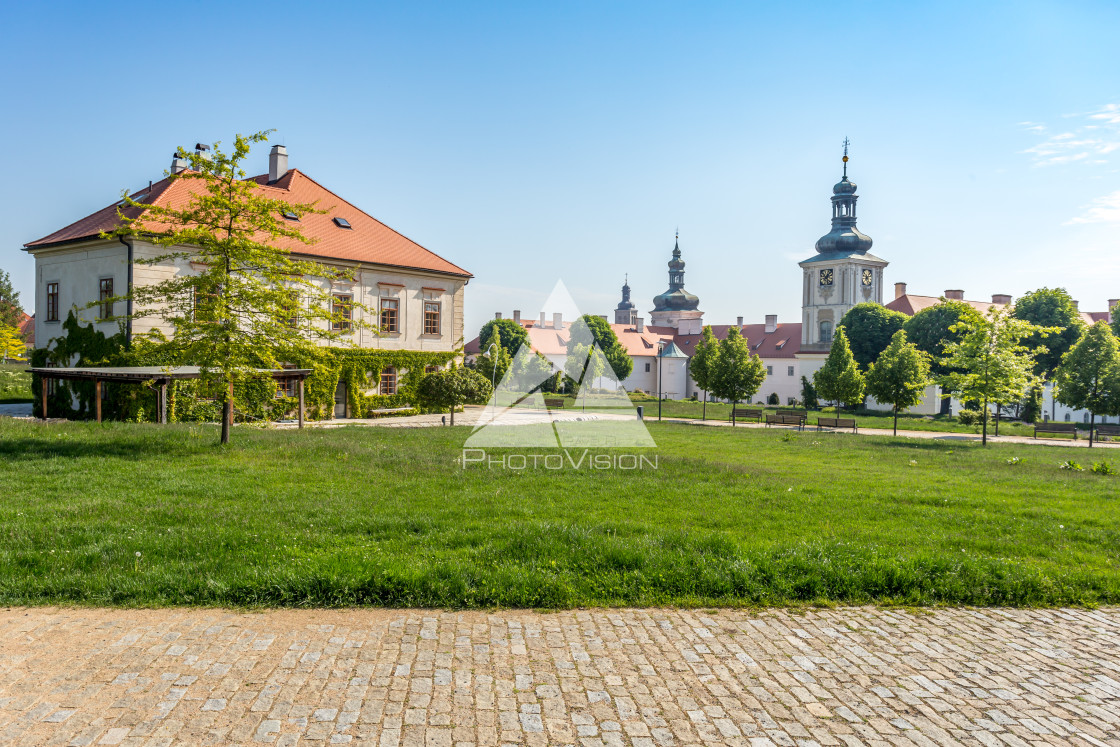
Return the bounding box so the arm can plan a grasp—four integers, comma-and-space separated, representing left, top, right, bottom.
650, 231, 704, 332
815, 138, 873, 255
614, 274, 636, 325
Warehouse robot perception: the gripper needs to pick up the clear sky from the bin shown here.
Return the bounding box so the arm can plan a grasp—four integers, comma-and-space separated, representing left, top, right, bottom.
2, 1, 1118, 339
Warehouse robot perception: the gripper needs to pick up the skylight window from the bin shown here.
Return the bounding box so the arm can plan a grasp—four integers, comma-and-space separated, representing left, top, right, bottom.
333, 217, 352, 229
281, 210, 299, 221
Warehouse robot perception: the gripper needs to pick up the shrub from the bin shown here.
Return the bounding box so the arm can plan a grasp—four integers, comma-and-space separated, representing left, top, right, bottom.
1091, 461, 1117, 476
1059, 460, 1083, 472
767, 392, 780, 405
957, 408, 990, 426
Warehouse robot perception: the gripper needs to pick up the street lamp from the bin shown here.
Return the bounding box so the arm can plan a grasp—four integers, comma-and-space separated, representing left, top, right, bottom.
657, 340, 665, 421
481, 342, 498, 393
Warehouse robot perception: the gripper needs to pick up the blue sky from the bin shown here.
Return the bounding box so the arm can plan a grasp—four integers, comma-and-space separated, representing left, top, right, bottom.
2, 1, 1118, 338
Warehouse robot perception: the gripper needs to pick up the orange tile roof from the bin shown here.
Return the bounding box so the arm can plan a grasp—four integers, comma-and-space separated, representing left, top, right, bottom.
24, 170, 471, 278
886, 294, 1100, 325
673, 323, 802, 359
18, 312, 34, 345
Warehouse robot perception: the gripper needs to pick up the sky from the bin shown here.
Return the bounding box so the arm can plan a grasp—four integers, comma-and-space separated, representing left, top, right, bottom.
2, 1, 1118, 340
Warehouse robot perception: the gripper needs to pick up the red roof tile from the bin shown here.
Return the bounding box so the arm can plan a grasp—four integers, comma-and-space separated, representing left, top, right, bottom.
24, 170, 471, 278
886, 294, 1101, 326
18, 312, 34, 345
673, 323, 803, 359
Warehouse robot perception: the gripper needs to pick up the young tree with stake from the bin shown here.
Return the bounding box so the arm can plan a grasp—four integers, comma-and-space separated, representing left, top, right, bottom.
709, 326, 766, 425
865, 329, 931, 436
1054, 322, 1120, 447
689, 325, 719, 420
813, 327, 864, 415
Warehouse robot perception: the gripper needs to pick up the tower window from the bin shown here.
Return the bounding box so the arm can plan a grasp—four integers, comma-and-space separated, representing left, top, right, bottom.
820, 320, 833, 343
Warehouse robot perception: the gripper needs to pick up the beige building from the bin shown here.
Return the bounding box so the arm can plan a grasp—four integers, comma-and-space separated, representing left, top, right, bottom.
23, 146, 472, 410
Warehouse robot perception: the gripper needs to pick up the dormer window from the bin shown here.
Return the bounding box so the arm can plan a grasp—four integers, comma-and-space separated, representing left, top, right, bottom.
333, 217, 352, 229
282, 210, 299, 221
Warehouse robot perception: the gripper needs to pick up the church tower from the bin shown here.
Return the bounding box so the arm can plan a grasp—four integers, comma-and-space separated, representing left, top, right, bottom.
798, 140, 888, 350
650, 233, 703, 332
614, 275, 637, 325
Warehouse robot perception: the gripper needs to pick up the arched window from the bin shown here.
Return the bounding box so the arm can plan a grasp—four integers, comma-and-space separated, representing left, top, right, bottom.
819, 320, 833, 343
1064, 413, 1071, 422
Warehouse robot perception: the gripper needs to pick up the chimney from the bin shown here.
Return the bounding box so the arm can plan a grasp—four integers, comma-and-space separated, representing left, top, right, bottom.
636, 316, 645, 333
1108, 300, 1119, 323
553, 312, 562, 329
170, 152, 188, 174
513, 310, 521, 324
945, 289, 965, 300
268, 144, 289, 183
991, 294, 1012, 305
765, 314, 777, 334
494, 312, 502, 320
539, 311, 546, 328
736, 316, 744, 327
894, 282, 907, 300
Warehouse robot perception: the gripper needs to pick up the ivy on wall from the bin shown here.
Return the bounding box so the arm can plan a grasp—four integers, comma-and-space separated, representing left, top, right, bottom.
32, 312, 459, 422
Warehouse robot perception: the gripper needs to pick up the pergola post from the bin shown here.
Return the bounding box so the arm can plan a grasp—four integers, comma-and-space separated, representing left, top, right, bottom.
160, 381, 168, 425
95, 381, 102, 423
41, 376, 47, 420
298, 379, 305, 429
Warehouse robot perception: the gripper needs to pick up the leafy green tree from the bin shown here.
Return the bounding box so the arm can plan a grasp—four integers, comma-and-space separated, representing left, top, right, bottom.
105, 131, 361, 444
865, 330, 931, 435
689, 325, 719, 420
475, 327, 512, 387
837, 302, 909, 370
568, 314, 632, 382
1054, 322, 1120, 447
709, 326, 766, 424
903, 299, 983, 414
507, 351, 556, 394
477, 318, 529, 357
800, 375, 818, 409
813, 327, 865, 414
1112, 301, 1120, 339
417, 365, 492, 425
940, 306, 1049, 445
0, 269, 21, 328
1012, 287, 1085, 379
565, 342, 607, 406
0, 322, 26, 362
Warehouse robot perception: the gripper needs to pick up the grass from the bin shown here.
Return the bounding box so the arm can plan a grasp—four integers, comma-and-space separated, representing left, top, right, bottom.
0, 417, 1118, 609
0, 363, 31, 404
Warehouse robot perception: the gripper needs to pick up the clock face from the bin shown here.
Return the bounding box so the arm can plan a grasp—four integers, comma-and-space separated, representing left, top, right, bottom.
861, 269, 873, 286
819, 268, 834, 286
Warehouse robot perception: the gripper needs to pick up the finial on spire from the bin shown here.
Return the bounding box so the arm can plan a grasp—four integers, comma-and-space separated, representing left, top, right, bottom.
842, 136, 850, 178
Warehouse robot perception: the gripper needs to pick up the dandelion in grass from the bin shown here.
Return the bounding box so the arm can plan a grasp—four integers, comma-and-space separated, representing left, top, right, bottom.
908, 460, 917, 467
134, 551, 142, 572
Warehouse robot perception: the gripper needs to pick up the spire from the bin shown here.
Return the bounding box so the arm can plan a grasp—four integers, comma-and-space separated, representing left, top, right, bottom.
815, 139, 872, 255
842, 136, 850, 178
653, 233, 699, 312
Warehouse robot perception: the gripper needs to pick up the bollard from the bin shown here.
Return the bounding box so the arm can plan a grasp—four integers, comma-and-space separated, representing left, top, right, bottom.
636, 406, 643, 421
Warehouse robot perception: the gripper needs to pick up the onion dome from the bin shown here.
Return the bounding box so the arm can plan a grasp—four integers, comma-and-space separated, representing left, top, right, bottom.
815, 140, 873, 255
653, 234, 700, 311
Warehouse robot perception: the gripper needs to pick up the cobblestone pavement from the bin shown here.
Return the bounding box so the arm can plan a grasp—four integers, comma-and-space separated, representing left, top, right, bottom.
2, 608, 1119, 746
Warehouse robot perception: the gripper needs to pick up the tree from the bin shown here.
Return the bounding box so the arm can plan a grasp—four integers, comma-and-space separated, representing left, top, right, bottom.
689, 325, 719, 420
568, 314, 633, 382
837, 303, 909, 370
1012, 287, 1085, 379
1054, 322, 1120, 447
106, 131, 361, 444
477, 318, 529, 357
0, 322, 26, 362
417, 365, 492, 425
800, 375, 818, 409
940, 306, 1049, 445
1111, 301, 1120, 339
903, 299, 983, 414
708, 326, 766, 424
865, 330, 931, 435
813, 327, 865, 415
0, 269, 21, 328
475, 327, 512, 387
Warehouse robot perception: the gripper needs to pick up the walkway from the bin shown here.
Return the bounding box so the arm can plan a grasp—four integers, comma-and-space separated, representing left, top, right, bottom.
1, 606, 1117, 746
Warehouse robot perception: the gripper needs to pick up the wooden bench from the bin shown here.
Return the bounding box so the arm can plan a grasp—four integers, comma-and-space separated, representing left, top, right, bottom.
544, 398, 565, 409
765, 413, 803, 431
816, 416, 858, 432
1034, 422, 1077, 440
729, 407, 762, 424
1095, 424, 1120, 440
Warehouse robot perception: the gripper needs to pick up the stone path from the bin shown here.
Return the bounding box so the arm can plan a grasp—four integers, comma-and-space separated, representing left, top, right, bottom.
2, 607, 1118, 746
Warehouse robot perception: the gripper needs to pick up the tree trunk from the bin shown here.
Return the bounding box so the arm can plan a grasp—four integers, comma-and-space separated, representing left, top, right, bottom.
221, 400, 231, 444
893, 405, 898, 436
702, 391, 707, 421
449, 405, 455, 427
731, 399, 737, 426
995, 407, 1000, 437
939, 388, 952, 416
981, 397, 988, 446
1090, 412, 1095, 448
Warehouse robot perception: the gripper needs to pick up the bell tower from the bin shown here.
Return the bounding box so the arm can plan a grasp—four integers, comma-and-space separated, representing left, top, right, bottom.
798, 139, 888, 351
614, 275, 636, 325
650, 232, 703, 332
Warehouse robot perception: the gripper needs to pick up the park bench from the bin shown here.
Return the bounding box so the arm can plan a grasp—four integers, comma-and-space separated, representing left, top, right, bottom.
1095, 424, 1120, 440
816, 416, 858, 433
729, 407, 762, 424
1034, 422, 1077, 440
544, 398, 565, 409
765, 413, 803, 431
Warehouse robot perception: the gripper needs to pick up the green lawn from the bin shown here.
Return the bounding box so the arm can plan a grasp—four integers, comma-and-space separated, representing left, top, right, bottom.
0, 363, 31, 404
0, 417, 1117, 609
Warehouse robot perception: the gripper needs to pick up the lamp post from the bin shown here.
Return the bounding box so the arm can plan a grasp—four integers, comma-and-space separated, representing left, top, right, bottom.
482, 342, 498, 395
657, 341, 665, 421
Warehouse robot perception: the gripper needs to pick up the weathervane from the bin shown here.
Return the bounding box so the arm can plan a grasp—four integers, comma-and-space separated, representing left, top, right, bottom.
842, 136, 850, 178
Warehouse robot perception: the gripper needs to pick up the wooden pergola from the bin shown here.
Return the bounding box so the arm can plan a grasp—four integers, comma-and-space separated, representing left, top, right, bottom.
31, 366, 314, 427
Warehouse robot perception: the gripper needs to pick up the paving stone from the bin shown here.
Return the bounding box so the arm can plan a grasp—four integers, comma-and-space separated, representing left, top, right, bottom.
3, 607, 1120, 747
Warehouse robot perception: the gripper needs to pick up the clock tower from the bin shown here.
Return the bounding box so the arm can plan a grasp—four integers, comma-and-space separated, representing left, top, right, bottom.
798, 140, 888, 351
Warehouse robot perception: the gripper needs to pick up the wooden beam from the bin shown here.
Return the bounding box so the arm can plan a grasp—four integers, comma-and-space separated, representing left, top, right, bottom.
95, 381, 102, 423
298, 379, 305, 429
